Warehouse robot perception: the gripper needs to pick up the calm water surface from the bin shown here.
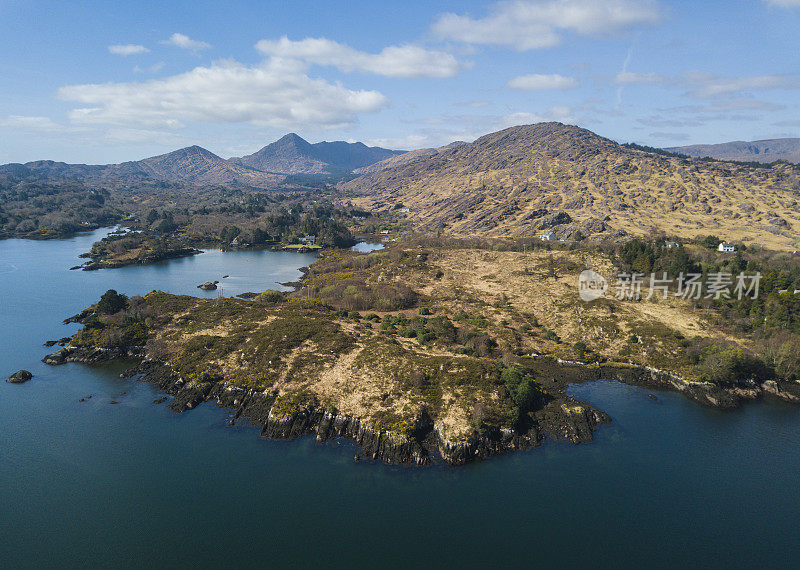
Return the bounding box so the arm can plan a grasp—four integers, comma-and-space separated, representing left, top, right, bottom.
1, 230, 798, 568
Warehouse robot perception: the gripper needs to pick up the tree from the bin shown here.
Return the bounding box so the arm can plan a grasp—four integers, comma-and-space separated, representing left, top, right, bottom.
97, 289, 128, 314
702, 235, 721, 249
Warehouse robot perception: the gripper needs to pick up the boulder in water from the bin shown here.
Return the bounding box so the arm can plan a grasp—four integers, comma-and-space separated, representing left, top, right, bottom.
7, 370, 33, 384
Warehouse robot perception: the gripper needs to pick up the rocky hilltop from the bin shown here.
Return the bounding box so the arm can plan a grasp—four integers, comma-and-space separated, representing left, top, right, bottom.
668, 138, 800, 165
344, 123, 800, 250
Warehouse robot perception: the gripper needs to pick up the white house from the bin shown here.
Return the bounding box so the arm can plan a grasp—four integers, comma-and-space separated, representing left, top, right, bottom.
299, 235, 316, 244
718, 242, 735, 253
665, 241, 680, 248
540, 231, 557, 241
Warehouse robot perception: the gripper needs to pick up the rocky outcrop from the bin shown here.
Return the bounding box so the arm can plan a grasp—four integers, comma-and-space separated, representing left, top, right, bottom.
42, 345, 143, 365
6, 370, 33, 383
197, 281, 218, 291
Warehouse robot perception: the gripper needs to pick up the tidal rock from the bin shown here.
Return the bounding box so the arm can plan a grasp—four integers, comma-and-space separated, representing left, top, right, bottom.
7, 370, 33, 384
197, 282, 217, 291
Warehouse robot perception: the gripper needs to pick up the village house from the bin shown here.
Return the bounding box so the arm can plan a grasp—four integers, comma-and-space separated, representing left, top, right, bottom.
718, 242, 735, 253
299, 235, 316, 244
539, 230, 557, 241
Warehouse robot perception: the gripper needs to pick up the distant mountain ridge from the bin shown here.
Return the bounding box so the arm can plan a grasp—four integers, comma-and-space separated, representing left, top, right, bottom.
231, 133, 404, 175
0, 134, 403, 188
666, 138, 800, 164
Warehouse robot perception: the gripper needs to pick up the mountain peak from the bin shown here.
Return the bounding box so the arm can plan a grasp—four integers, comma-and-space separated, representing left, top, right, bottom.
232, 134, 403, 175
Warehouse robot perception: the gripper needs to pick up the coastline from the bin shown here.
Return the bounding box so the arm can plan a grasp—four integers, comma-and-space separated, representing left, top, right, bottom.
43, 344, 800, 466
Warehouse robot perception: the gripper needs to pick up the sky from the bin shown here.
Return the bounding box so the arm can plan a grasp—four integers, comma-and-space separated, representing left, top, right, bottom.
1, 0, 799, 164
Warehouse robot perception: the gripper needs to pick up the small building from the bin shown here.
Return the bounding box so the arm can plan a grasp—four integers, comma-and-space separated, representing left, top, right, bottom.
380, 229, 390, 235
718, 242, 735, 253
539, 231, 557, 241
665, 241, 680, 248
399, 207, 410, 213
299, 235, 316, 244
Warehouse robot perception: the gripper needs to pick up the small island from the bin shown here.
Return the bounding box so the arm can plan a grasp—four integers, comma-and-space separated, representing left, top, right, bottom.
78, 231, 201, 270
45, 238, 800, 465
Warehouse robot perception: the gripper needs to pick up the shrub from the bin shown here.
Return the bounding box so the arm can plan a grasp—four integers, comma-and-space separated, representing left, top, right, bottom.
418, 331, 437, 343
97, 289, 128, 314
256, 290, 284, 304
501, 366, 543, 423
544, 330, 561, 342
698, 346, 767, 385
759, 333, 800, 380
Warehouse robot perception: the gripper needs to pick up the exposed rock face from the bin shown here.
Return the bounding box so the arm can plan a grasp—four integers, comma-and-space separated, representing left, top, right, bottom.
6, 370, 32, 383
42, 346, 142, 365
197, 282, 217, 291
539, 212, 573, 229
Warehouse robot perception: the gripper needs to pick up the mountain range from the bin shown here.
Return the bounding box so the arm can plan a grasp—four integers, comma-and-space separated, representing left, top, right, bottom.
667, 138, 800, 165
231, 133, 403, 175
0, 134, 401, 189
345, 123, 800, 250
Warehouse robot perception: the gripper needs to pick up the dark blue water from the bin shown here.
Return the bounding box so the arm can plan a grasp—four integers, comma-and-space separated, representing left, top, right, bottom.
1, 231, 799, 568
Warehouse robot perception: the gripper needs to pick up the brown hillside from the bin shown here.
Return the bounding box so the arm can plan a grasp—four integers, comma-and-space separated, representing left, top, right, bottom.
344, 123, 800, 250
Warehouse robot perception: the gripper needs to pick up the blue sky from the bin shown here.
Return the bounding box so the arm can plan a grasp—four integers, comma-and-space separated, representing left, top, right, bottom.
1, 0, 799, 164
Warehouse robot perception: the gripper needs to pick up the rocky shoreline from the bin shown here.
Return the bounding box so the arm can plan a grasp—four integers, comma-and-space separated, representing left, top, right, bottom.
43, 345, 612, 465
43, 344, 800, 466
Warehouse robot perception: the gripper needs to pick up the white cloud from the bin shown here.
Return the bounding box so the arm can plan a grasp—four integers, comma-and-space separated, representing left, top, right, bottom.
432, 0, 662, 50
502, 106, 576, 126
367, 106, 579, 149
163, 33, 211, 51
614, 71, 664, 84
764, 0, 800, 7
58, 58, 388, 131
649, 131, 690, 141
507, 73, 579, 90
255, 36, 466, 78
102, 127, 186, 145
133, 62, 165, 74
364, 133, 439, 150
0, 115, 62, 132
683, 72, 800, 98
109, 44, 150, 56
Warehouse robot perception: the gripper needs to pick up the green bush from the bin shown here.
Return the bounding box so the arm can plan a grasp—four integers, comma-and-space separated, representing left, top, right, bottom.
544, 330, 561, 342
97, 289, 128, 314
